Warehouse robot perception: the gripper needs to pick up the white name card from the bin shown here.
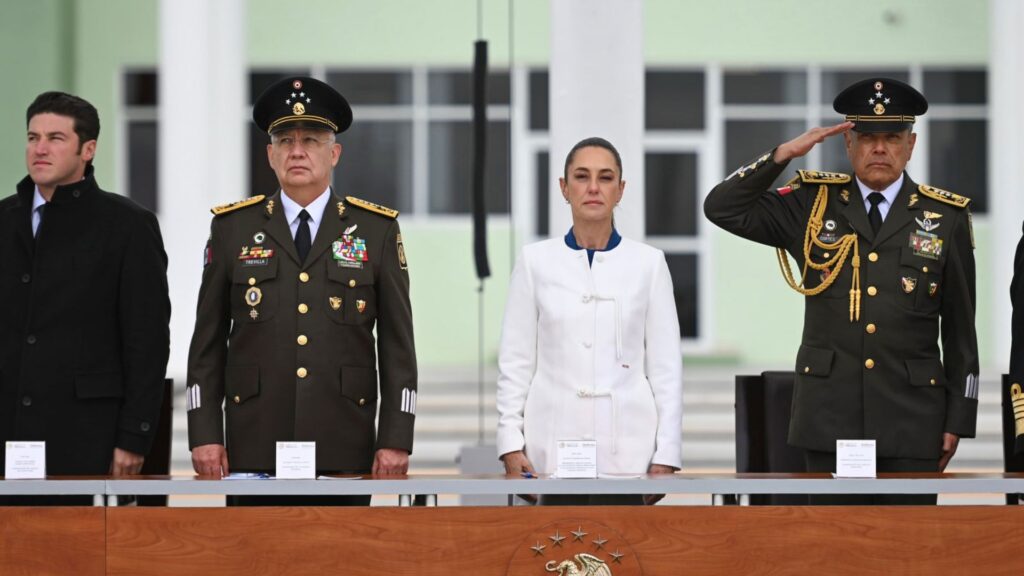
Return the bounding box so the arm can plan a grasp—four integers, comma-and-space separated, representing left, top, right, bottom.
835, 439, 876, 478
555, 439, 597, 479
5, 441, 46, 479
275, 441, 316, 479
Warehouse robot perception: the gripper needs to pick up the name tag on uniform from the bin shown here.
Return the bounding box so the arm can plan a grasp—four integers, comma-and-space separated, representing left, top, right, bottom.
835, 439, 876, 478
5, 441, 46, 479
276, 442, 316, 479
555, 439, 597, 479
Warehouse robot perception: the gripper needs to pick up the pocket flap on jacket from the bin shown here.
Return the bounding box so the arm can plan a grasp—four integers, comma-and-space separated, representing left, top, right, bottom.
75, 372, 124, 399
795, 344, 834, 377
340, 366, 378, 404
225, 365, 260, 404
232, 257, 279, 284
905, 358, 947, 388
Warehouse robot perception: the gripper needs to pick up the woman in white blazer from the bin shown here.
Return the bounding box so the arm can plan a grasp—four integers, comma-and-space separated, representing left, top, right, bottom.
496, 137, 683, 505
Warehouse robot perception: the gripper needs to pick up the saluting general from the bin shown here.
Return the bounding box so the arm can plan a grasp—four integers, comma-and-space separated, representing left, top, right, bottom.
186, 77, 417, 504
704, 78, 978, 505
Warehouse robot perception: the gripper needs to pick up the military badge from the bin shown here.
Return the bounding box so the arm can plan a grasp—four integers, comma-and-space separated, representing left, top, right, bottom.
908, 193, 918, 208
266, 200, 275, 215
332, 234, 368, 269
914, 216, 940, 232
909, 230, 943, 260
840, 189, 850, 204
245, 286, 262, 319
928, 282, 938, 297
902, 277, 917, 294
238, 245, 275, 267
203, 241, 213, 268
356, 299, 367, 314
329, 296, 342, 311
397, 233, 408, 270
253, 231, 266, 244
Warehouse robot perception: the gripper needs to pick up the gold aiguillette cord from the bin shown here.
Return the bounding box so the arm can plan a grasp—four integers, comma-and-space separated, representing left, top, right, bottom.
775, 184, 861, 322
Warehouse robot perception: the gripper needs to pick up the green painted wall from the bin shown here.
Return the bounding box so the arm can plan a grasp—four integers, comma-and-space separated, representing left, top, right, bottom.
646, 0, 989, 64
0, 0, 72, 192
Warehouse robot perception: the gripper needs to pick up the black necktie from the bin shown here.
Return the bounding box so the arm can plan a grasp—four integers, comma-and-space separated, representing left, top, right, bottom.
35, 204, 46, 239
867, 192, 885, 235
295, 209, 312, 263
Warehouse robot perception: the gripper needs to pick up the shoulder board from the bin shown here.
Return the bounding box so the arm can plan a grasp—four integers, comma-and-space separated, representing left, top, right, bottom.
797, 170, 851, 184
346, 196, 399, 219
211, 194, 265, 216
918, 184, 970, 208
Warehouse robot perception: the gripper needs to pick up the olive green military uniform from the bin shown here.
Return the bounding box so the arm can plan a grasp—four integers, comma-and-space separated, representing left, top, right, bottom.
704, 152, 978, 459
186, 191, 416, 473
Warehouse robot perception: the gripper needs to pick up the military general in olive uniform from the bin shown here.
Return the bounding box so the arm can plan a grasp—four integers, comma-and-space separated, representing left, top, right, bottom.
705, 78, 978, 504
187, 77, 417, 503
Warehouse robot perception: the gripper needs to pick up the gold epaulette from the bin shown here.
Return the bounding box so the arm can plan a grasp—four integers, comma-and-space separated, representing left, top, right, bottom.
211, 195, 266, 216
797, 170, 851, 184
346, 196, 399, 219
918, 184, 970, 209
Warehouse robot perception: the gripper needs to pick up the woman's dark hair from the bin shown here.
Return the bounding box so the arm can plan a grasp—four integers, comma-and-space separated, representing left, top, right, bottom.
563, 137, 623, 180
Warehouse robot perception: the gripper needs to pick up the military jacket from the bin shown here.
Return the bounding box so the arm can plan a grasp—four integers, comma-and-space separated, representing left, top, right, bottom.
0, 168, 170, 474
1010, 224, 1024, 454
186, 191, 417, 473
704, 152, 979, 458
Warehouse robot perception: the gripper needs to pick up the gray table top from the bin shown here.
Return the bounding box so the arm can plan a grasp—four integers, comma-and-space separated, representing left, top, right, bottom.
3, 473, 1024, 497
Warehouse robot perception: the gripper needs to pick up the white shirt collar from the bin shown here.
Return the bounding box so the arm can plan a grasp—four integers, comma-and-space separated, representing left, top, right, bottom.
280, 187, 331, 227
32, 185, 46, 212
856, 173, 904, 208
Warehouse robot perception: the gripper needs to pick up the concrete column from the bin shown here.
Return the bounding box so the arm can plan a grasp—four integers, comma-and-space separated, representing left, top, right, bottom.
989, 0, 1024, 369
548, 0, 644, 239
159, 0, 246, 376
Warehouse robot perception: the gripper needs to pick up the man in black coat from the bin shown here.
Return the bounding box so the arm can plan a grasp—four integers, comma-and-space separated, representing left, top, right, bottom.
705, 78, 978, 504
0, 92, 170, 490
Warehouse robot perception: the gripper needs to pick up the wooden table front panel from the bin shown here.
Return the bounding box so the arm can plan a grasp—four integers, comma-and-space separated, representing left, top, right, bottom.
0, 507, 105, 576
106, 506, 1024, 575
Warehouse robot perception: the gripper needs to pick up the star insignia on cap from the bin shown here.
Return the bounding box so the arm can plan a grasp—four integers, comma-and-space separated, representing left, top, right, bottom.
285, 98, 292, 105
875, 91, 883, 98
571, 527, 588, 542
884, 98, 891, 104
530, 542, 546, 556
306, 97, 311, 103
592, 536, 608, 550
868, 98, 875, 104
609, 550, 624, 564
299, 92, 305, 97
548, 530, 566, 547
291, 92, 297, 98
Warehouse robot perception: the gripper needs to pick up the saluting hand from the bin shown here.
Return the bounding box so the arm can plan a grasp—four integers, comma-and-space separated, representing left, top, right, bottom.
372, 447, 409, 476
773, 122, 855, 163
191, 443, 230, 477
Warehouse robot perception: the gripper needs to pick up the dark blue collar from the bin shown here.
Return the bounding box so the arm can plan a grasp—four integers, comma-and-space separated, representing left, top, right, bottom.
564, 227, 621, 265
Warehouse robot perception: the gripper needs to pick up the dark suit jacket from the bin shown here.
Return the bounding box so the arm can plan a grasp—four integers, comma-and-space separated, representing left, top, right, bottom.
705, 152, 978, 459
186, 191, 417, 473
0, 167, 170, 475
1009, 224, 1024, 454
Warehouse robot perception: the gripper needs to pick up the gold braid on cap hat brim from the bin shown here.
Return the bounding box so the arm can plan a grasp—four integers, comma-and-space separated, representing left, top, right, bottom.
776, 184, 862, 322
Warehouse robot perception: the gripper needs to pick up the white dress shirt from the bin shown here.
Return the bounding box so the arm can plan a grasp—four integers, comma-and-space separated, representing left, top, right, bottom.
855, 173, 904, 222
279, 187, 331, 242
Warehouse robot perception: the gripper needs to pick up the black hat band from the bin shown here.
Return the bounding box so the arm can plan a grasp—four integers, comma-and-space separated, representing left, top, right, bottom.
268, 114, 339, 134
845, 114, 916, 124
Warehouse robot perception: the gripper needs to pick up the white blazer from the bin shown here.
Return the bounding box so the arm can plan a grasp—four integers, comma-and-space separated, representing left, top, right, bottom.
496, 236, 683, 474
